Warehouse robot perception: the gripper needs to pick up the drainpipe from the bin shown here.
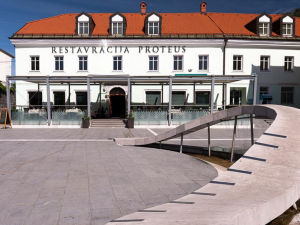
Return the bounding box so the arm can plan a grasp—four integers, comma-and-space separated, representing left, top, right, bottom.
222, 38, 228, 110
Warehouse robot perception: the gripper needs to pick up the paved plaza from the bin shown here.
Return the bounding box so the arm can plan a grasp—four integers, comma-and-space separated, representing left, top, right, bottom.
0, 128, 220, 225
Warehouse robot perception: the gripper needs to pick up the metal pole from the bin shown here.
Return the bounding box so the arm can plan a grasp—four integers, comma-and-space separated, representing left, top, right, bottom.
68, 82, 71, 107
6, 76, 11, 116
253, 76, 258, 105
127, 78, 131, 117
99, 83, 102, 110
193, 82, 196, 104
168, 76, 172, 126
180, 133, 183, 153
87, 77, 91, 119
210, 77, 215, 113
208, 125, 211, 157
250, 114, 254, 145
37, 83, 40, 108
231, 116, 238, 162
161, 83, 164, 106
46, 76, 51, 126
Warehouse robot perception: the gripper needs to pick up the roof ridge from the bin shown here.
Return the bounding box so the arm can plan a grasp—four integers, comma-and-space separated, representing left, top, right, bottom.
26, 13, 77, 24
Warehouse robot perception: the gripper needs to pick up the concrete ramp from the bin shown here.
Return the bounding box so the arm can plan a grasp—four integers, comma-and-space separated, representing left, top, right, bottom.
109, 105, 300, 225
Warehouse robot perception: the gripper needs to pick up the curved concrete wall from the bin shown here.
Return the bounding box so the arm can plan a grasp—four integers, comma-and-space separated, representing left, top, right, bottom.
111, 105, 300, 225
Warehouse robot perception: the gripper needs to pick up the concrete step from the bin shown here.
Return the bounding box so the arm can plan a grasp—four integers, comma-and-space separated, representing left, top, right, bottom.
91, 119, 125, 128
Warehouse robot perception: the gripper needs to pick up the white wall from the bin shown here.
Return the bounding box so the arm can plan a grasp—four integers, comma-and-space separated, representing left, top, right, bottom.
0, 51, 12, 84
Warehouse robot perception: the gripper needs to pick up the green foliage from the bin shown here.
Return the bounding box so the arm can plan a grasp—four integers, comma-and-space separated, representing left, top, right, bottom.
0, 81, 15, 95
292, 8, 300, 17
128, 110, 135, 118
82, 110, 90, 120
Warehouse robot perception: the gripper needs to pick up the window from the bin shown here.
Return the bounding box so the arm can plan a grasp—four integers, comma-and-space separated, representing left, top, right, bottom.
173, 56, 183, 71
281, 87, 294, 105
112, 22, 123, 35
146, 91, 161, 105
113, 56, 122, 71
284, 56, 294, 71
76, 92, 87, 106
260, 56, 270, 71
55, 56, 64, 71
260, 87, 269, 95
149, 56, 158, 71
148, 22, 159, 35
199, 55, 208, 71
258, 22, 269, 36
282, 23, 293, 36
233, 55, 243, 71
54, 92, 65, 106
172, 91, 186, 105
259, 87, 272, 104
79, 56, 88, 71
196, 91, 210, 106
31, 56, 40, 71
230, 88, 243, 105
78, 22, 89, 35
28, 91, 42, 108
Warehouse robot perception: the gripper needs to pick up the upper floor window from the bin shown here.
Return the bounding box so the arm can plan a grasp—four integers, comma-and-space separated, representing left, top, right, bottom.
282, 23, 293, 36
79, 56, 88, 71
199, 55, 208, 71
233, 55, 243, 71
76, 13, 94, 35
79, 22, 89, 35
55, 56, 64, 71
284, 56, 294, 72
31, 56, 40, 71
112, 22, 123, 35
110, 13, 126, 36
149, 56, 158, 71
113, 56, 122, 71
257, 14, 271, 36
146, 13, 161, 35
173, 56, 183, 71
260, 56, 270, 71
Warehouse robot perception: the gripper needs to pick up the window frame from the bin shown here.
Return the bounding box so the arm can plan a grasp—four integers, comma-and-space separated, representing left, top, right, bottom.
112, 22, 124, 35
198, 55, 209, 72
282, 23, 293, 37
78, 22, 89, 35
30, 56, 40, 71
281, 86, 294, 105
233, 55, 243, 72
78, 56, 88, 71
149, 55, 159, 71
260, 56, 270, 72
173, 55, 183, 71
145, 91, 162, 105
258, 22, 270, 36
284, 56, 294, 72
54, 56, 64, 71
148, 21, 160, 35
113, 55, 123, 71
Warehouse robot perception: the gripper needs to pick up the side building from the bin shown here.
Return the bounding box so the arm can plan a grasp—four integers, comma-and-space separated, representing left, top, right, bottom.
8, 2, 300, 126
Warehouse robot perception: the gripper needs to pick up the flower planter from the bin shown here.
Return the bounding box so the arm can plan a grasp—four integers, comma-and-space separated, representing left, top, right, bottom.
127, 118, 134, 128
81, 118, 90, 128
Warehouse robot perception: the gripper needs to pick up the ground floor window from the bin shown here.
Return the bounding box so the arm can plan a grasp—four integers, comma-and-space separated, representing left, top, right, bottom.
195, 91, 210, 106
76, 92, 87, 106
281, 87, 294, 105
146, 91, 161, 105
230, 88, 244, 105
259, 87, 272, 104
54, 92, 65, 106
28, 91, 42, 108
172, 91, 186, 105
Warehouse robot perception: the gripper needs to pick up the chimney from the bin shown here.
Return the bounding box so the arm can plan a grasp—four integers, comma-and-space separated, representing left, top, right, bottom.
140, 1, 147, 15
201, 1, 207, 14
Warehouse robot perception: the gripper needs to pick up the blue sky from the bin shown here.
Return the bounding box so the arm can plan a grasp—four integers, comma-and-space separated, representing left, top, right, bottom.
1, 0, 299, 57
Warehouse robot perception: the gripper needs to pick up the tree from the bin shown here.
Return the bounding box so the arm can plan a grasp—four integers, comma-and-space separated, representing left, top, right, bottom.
291, 8, 300, 17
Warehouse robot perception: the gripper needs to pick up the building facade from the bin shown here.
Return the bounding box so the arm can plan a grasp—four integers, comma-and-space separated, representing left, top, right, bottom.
8, 2, 300, 125
0, 49, 13, 84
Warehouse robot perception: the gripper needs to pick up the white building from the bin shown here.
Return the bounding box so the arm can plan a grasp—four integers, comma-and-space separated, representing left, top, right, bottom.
8, 2, 300, 125
0, 49, 13, 84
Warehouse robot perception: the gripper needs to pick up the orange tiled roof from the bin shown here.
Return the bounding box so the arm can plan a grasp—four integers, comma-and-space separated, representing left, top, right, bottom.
14, 12, 300, 38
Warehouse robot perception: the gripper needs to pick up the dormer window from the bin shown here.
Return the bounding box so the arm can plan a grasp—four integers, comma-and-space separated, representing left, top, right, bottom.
79, 22, 89, 35
257, 14, 272, 36
110, 13, 126, 36
281, 16, 294, 37
145, 13, 161, 36
76, 12, 94, 36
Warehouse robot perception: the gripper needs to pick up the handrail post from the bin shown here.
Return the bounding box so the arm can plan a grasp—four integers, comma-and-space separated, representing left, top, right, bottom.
250, 114, 254, 145
168, 76, 172, 126
208, 125, 211, 157
231, 116, 238, 162
46, 76, 51, 126
180, 133, 183, 153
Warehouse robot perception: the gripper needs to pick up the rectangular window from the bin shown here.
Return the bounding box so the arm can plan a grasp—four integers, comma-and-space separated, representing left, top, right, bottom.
76, 92, 87, 106
172, 91, 186, 105
284, 56, 294, 71
113, 56, 122, 71
28, 91, 42, 108
55, 56, 64, 71
260, 87, 272, 104
149, 56, 159, 71
148, 22, 159, 35
173, 56, 183, 71
260, 56, 270, 71
146, 91, 161, 105
79, 22, 89, 35
233, 55, 243, 71
259, 22, 269, 36
54, 92, 65, 106
199, 55, 208, 71
196, 91, 210, 106
281, 87, 294, 105
79, 56, 88, 71
282, 23, 293, 36
112, 22, 123, 35
31, 56, 40, 71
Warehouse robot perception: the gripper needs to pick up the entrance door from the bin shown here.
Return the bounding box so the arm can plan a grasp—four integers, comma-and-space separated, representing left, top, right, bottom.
230, 88, 246, 105
109, 88, 126, 118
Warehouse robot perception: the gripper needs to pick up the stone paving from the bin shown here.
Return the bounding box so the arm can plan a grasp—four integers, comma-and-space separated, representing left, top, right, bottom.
0, 128, 217, 225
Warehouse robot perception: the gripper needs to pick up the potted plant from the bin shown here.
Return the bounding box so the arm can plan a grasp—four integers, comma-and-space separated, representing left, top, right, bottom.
81, 110, 90, 128
127, 110, 134, 128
